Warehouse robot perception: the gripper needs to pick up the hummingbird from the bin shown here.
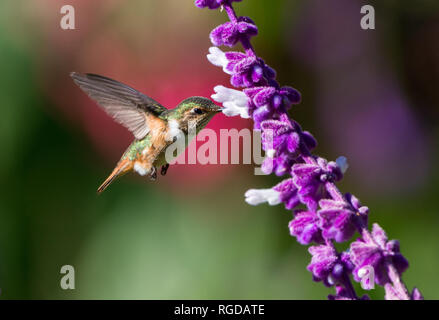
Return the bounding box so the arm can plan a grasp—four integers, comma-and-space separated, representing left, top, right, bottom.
71, 72, 222, 193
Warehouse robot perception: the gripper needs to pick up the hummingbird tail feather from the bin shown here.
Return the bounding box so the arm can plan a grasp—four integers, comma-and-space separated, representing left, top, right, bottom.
97, 175, 118, 194
97, 160, 131, 194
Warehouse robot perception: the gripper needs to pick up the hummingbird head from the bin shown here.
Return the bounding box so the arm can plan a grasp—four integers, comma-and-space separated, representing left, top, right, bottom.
169, 96, 222, 133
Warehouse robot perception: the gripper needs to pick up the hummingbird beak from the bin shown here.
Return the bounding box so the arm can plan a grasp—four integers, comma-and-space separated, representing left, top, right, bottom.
213, 105, 223, 113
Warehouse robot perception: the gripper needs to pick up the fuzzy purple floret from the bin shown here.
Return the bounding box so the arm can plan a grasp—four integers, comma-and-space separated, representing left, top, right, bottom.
210, 17, 258, 47
289, 210, 323, 245
273, 178, 300, 210
350, 224, 409, 286
318, 193, 368, 243
220, 52, 277, 88
307, 245, 354, 287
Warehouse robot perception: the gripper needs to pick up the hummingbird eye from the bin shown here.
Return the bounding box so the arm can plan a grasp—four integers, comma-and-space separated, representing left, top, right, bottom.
192, 108, 203, 115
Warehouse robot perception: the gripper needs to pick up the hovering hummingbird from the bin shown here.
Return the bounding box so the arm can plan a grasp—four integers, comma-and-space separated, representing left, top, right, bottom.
71, 72, 222, 193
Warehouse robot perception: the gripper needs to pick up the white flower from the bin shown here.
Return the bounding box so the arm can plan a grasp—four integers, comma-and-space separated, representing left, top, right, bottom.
211, 85, 250, 118
245, 188, 281, 206
207, 47, 233, 75
336, 156, 349, 174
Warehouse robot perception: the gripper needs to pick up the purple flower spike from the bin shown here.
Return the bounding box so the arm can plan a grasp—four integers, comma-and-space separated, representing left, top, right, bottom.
350, 223, 409, 286
289, 210, 323, 245
199, 0, 421, 300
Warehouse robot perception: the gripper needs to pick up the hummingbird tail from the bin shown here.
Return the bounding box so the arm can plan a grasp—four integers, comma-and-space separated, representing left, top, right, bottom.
97, 160, 132, 194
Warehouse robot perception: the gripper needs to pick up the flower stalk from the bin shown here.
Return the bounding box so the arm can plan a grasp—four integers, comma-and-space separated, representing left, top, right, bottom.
194, 0, 422, 300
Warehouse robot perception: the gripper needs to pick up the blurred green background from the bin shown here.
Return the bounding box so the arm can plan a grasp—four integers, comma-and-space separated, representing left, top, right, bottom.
0, 0, 438, 299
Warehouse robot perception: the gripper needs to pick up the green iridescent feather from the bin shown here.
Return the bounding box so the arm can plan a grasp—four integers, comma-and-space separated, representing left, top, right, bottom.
122, 136, 152, 161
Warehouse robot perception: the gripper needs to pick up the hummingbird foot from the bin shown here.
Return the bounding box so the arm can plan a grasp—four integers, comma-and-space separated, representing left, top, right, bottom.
150, 167, 157, 181
161, 164, 169, 176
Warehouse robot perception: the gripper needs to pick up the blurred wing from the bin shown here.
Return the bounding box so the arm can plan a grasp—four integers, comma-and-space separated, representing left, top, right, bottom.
71, 72, 167, 139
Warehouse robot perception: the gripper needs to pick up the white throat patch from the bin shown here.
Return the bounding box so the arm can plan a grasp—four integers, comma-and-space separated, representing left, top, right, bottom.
166, 119, 184, 142
134, 163, 150, 176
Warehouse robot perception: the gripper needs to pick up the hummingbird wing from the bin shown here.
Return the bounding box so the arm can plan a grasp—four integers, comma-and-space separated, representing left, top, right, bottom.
71, 72, 167, 140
